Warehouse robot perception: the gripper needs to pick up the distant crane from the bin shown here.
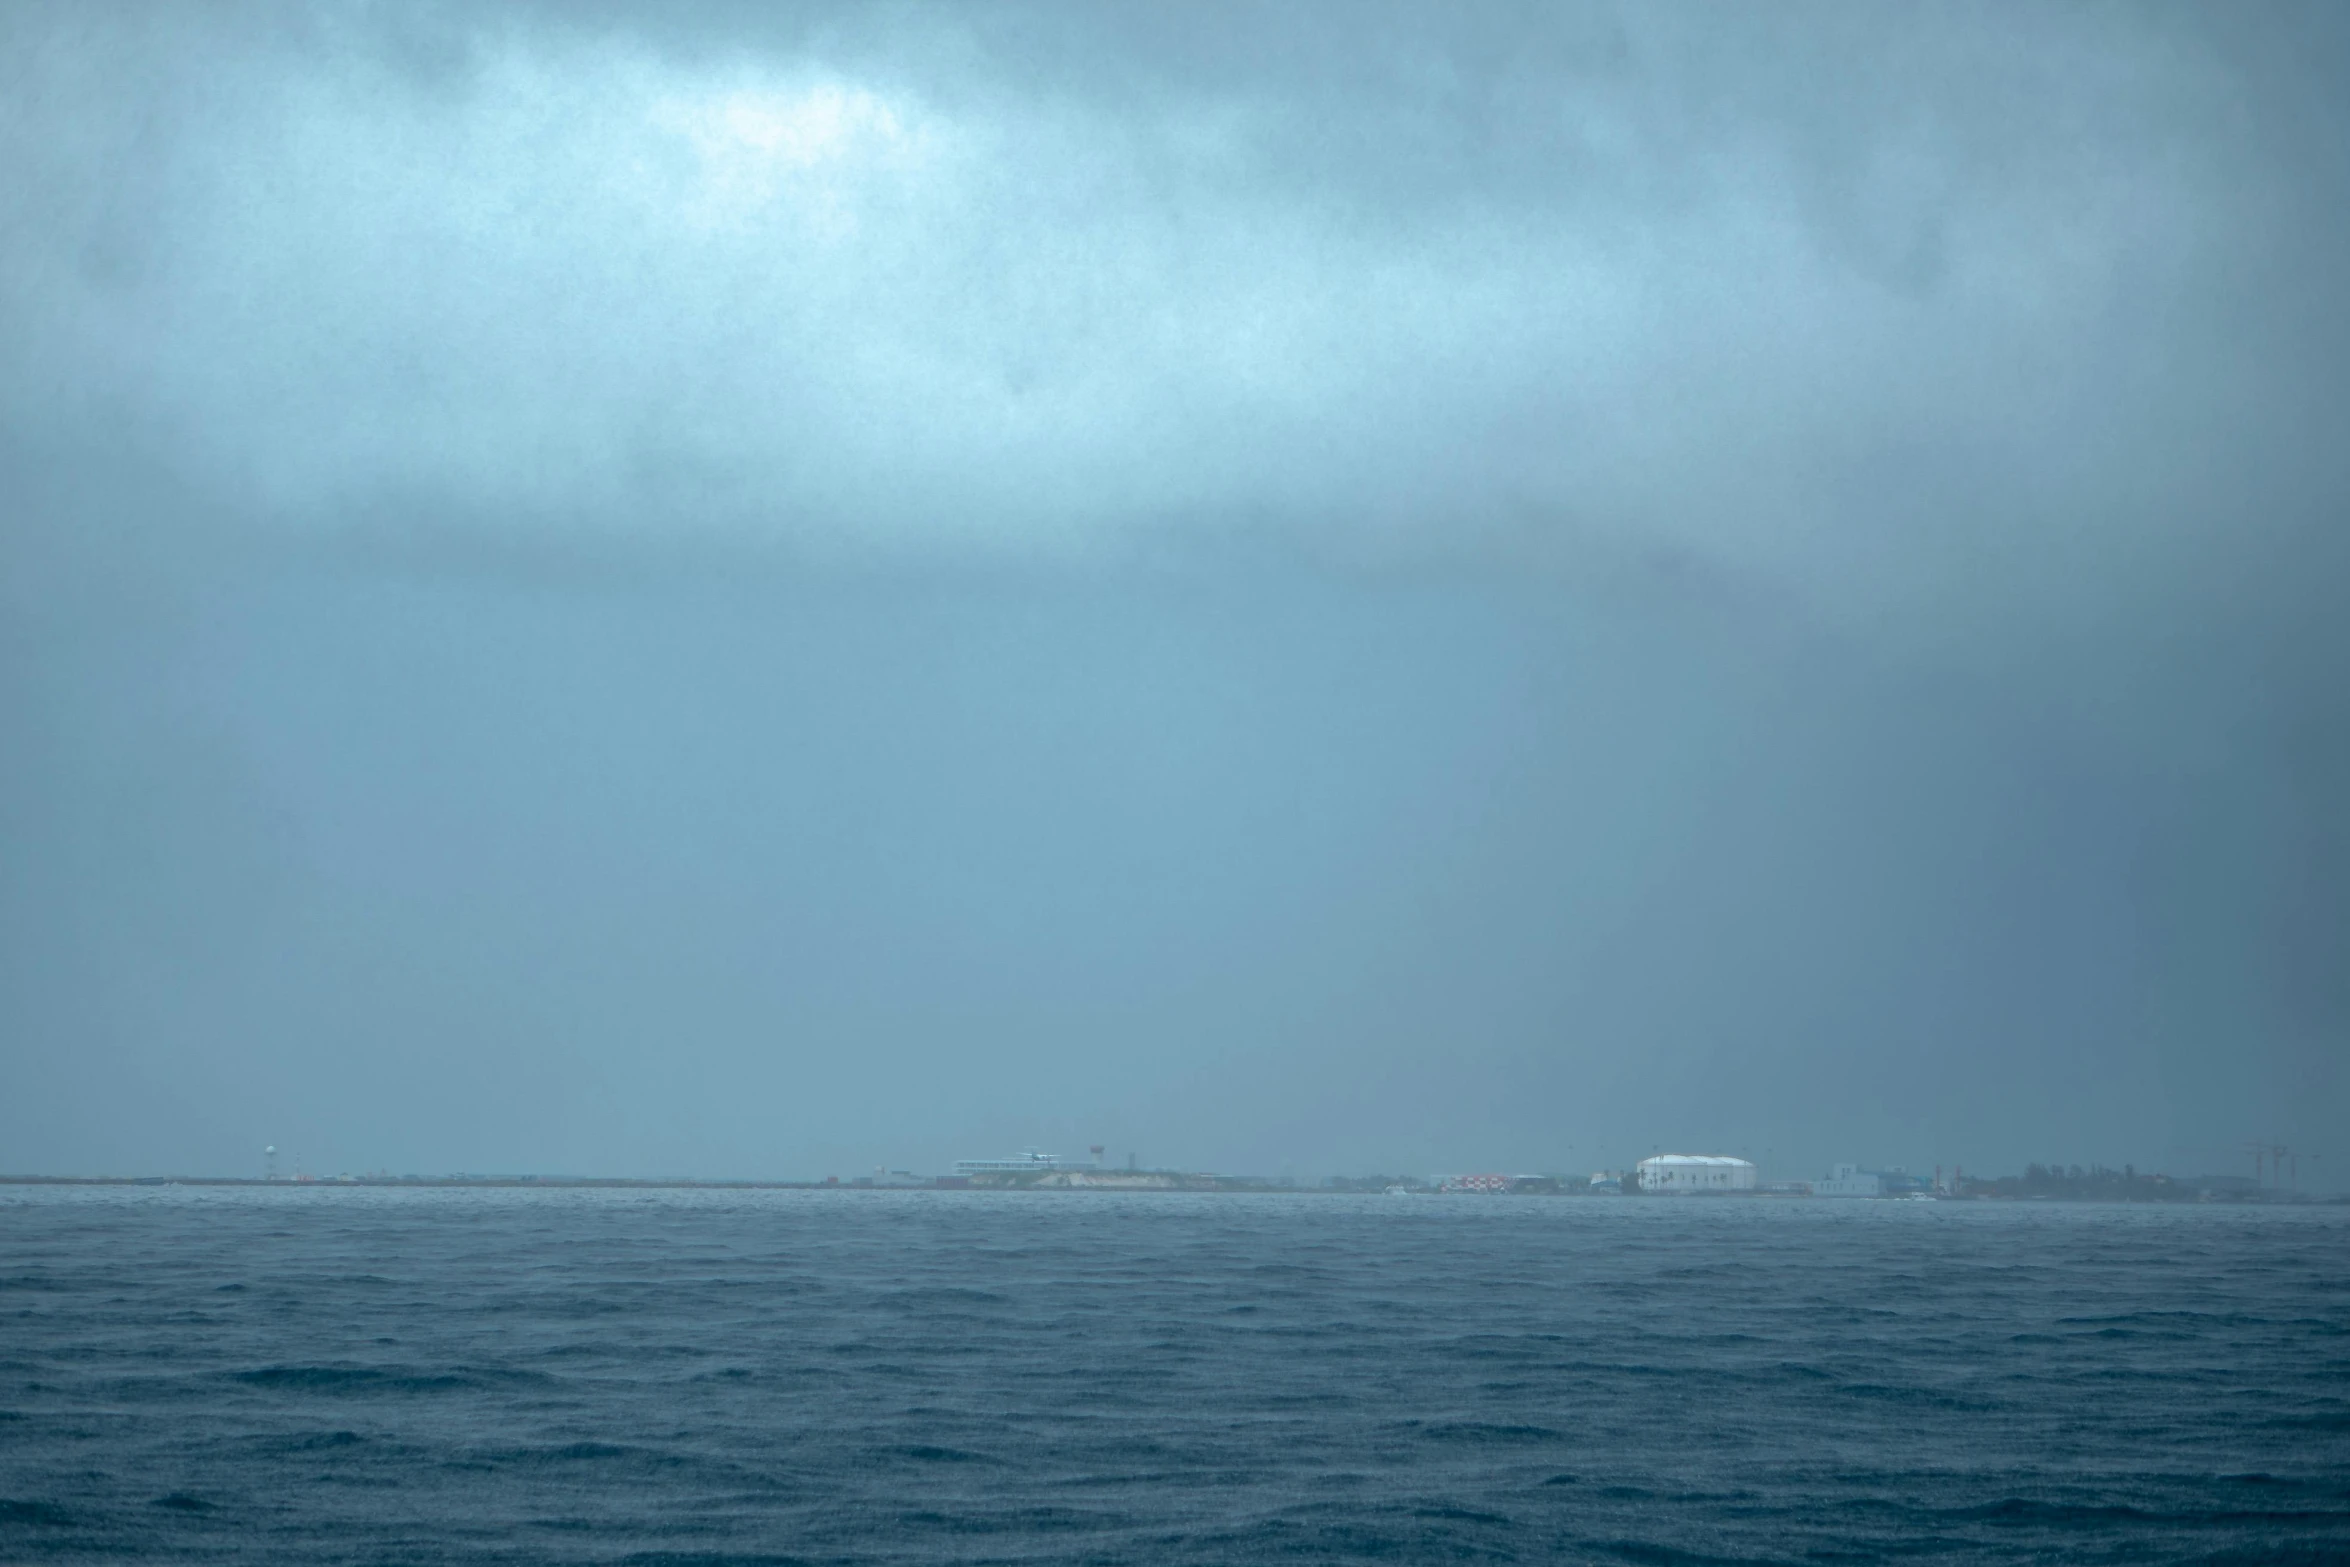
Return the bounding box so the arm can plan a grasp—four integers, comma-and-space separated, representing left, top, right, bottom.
2245, 1140, 2294, 1188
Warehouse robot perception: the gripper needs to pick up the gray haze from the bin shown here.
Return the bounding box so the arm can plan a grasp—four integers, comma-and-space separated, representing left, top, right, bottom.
3, 2, 2344, 1184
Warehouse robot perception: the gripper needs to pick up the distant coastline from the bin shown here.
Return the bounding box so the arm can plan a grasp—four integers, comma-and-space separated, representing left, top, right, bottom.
1, 1171, 2338, 1202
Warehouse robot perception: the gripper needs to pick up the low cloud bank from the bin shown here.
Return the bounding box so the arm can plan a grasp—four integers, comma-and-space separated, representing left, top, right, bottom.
6, 4, 2342, 644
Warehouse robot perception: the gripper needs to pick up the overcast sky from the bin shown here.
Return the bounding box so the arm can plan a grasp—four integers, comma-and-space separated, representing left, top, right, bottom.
4, 1, 2344, 1184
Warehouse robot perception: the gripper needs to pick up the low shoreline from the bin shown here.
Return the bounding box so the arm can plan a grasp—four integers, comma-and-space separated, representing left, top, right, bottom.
0, 1174, 2336, 1203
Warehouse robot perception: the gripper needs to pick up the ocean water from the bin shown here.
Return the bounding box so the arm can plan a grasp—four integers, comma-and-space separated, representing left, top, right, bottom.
2, 1189, 2345, 1565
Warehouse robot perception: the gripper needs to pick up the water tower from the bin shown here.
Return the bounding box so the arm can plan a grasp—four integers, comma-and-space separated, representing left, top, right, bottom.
264, 1145, 278, 1181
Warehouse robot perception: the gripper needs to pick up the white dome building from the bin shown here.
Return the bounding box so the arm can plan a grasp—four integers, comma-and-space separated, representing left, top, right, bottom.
1636, 1154, 1758, 1193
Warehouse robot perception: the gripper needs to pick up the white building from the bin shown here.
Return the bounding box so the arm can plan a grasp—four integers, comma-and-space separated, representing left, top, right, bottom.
1636, 1154, 1758, 1193
954, 1149, 1103, 1175
955, 1150, 1066, 1174
1815, 1163, 1883, 1197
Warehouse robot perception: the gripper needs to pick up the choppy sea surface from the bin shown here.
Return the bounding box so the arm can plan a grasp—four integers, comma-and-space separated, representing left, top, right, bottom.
2, 1189, 2345, 1566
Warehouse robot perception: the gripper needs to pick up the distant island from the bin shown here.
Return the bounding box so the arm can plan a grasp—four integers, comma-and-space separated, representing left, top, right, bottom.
0, 1159, 2332, 1201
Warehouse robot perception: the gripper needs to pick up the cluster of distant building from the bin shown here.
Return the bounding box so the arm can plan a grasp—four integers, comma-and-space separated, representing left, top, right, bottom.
1616, 1155, 1940, 1197
161, 1143, 2315, 1201
926, 1150, 2321, 1202
1414, 1156, 1941, 1197
930, 1150, 1954, 1197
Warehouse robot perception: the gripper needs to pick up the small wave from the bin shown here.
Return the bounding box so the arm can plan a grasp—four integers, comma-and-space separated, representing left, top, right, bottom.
0, 1499, 73, 1527
464, 1440, 706, 1473
2055, 1310, 2257, 1327
230, 1363, 552, 1394
895, 1506, 1110, 1535
1586, 1536, 1794, 1566
1959, 1497, 2151, 1523
617, 1555, 822, 1567
877, 1286, 1009, 1306
2266, 1409, 2350, 1433
888, 1444, 1000, 1464
1414, 1420, 1566, 1444
1837, 1382, 1994, 1411
1954, 1496, 2347, 1528
281, 1430, 364, 1449
545, 1441, 637, 1461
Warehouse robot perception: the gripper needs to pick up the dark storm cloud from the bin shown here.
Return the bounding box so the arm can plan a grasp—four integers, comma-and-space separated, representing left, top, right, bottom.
9, 3, 2337, 608
2, 2, 2344, 1180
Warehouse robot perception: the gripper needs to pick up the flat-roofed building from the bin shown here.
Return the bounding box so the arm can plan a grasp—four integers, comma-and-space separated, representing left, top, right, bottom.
1815, 1163, 1884, 1197
1636, 1154, 1758, 1193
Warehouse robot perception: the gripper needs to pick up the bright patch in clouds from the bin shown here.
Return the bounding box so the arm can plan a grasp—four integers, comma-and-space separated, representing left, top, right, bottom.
711, 85, 904, 166
654, 81, 928, 232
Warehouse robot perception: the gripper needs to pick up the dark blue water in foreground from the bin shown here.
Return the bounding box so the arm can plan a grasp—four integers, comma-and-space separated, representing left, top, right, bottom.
2, 1190, 2346, 1565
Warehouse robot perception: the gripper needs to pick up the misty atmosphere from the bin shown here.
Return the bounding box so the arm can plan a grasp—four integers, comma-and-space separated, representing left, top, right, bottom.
4, 1, 2346, 1189
8, 8, 2350, 1565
